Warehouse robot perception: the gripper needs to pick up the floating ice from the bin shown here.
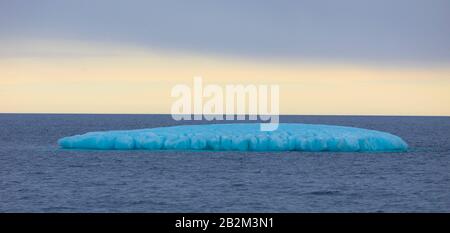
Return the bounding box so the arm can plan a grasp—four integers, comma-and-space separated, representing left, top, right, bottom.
58, 123, 408, 152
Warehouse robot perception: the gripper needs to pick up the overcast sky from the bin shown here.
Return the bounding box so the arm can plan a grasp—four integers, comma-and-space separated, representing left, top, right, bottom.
1, 1, 450, 115
1, 0, 449, 65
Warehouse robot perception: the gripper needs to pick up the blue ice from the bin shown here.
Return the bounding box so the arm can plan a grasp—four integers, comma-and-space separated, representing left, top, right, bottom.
58, 123, 408, 152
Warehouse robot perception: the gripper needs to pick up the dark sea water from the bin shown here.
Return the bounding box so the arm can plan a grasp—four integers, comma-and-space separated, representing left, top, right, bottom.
1, 114, 449, 212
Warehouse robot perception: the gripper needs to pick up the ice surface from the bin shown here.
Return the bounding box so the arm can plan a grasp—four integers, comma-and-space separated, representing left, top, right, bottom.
58, 123, 408, 152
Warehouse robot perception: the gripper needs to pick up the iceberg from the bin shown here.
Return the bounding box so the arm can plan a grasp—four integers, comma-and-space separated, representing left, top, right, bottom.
58, 123, 408, 152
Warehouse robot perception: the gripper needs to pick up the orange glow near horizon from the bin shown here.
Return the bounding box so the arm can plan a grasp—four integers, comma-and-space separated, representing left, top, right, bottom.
1, 40, 450, 116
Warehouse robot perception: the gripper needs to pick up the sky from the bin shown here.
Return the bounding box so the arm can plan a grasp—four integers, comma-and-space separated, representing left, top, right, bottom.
1, 0, 449, 115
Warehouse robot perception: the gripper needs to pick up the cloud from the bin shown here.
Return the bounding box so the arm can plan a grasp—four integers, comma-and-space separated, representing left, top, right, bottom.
1, 0, 449, 65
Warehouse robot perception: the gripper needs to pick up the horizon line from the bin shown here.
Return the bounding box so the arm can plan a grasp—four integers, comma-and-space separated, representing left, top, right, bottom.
0, 112, 449, 117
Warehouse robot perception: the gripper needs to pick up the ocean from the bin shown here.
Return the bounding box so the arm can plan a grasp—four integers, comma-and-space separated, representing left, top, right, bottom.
1, 114, 449, 212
